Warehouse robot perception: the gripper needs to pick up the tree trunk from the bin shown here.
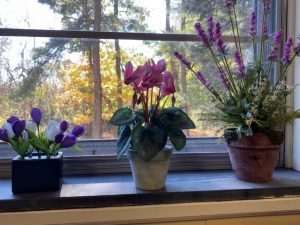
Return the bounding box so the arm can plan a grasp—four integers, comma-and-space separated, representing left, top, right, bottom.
180, 0, 189, 135
92, 0, 103, 138
114, 0, 122, 108
166, 0, 180, 92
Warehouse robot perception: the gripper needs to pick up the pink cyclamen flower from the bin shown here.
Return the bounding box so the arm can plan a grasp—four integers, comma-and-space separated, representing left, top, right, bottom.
233, 51, 246, 78
161, 72, 176, 97
195, 22, 209, 46
249, 12, 257, 37
123, 61, 135, 85
142, 59, 164, 89
196, 71, 212, 88
282, 37, 294, 64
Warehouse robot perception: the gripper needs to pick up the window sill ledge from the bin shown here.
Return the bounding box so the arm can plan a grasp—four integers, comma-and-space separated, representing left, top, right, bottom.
1, 169, 300, 213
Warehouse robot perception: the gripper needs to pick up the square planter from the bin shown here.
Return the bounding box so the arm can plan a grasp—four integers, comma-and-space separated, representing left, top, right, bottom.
12, 152, 63, 194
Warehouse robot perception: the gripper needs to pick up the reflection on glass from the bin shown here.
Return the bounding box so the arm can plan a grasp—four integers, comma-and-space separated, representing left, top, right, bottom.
0, 36, 253, 139
0, 0, 253, 34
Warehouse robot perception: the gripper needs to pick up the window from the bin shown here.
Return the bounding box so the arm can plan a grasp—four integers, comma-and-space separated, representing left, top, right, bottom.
0, 0, 283, 176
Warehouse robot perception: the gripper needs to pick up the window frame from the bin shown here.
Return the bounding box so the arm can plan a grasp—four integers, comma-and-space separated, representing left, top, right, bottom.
0, 0, 286, 177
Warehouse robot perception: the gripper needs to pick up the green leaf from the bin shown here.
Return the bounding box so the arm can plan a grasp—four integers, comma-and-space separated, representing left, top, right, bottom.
169, 128, 186, 151
109, 108, 135, 126
160, 108, 195, 129
131, 124, 167, 161
117, 126, 131, 159
29, 138, 50, 155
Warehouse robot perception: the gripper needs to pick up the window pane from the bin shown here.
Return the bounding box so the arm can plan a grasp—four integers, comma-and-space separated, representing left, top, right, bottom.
0, 37, 253, 142
0, 0, 253, 34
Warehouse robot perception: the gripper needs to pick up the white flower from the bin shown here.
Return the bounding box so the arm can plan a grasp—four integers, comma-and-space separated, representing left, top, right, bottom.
25, 120, 37, 133
45, 120, 61, 141
3, 123, 15, 138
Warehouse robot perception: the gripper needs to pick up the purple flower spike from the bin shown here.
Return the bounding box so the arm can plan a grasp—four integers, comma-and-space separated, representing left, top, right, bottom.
196, 71, 212, 89
60, 134, 77, 148
31, 108, 42, 124
60, 120, 69, 132
55, 133, 64, 144
263, 22, 269, 39
295, 43, 300, 56
218, 69, 229, 90
7, 116, 19, 124
264, 0, 272, 13
0, 129, 9, 142
282, 37, 294, 64
233, 51, 246, 78
174, 51, 192, 68
12, 120, 26, 136
195, 22, 209, 46
72, 126, 85, 137
249, 12, 257, 37
268, 30, 283, 61
224, 0, 236, 8
216, 38, 226, 54
214, 22, 222, 40
207, 16, 215, 43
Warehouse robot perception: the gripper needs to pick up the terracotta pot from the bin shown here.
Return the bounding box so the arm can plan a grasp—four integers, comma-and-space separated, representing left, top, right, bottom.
127, 146, 172, 191
225, 129, 280, 182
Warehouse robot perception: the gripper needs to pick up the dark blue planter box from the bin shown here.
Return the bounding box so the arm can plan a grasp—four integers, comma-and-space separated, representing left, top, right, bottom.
12, 152, 63, 194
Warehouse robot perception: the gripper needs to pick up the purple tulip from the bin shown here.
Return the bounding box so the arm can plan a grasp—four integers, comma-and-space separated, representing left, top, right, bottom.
7, 116, 19, 124
0, 129, 9, 142
72, 126, 85, 137
60, 134, 77, 148
12, 120, 26, 136
60, 120, 69, 132
161, 72, 176, 97
31, 108, 42, 124
55, 133, 64, 144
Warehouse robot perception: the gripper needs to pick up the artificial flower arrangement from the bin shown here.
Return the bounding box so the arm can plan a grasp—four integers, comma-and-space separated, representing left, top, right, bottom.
109, 59, 195, 162
0, 107, 85, 159
174, 0, 300, 142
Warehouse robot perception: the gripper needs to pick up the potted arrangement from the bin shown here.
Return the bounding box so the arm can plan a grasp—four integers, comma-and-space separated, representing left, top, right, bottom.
0, 108, 85, 193
109, 59, 195, 190
175, 0, 300, 182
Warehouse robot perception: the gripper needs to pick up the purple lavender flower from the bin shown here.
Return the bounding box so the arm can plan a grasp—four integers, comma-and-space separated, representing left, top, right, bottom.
60, 120, 69, 132
249, 12, 257, 37
268, 30, 283, 61
263, 22, 269, 39
196, 71, 212, 88
264, 0, 272, 13
31, 108, 42, 124
233, 51, 246, 78
224, 0, 237, 8
207, 16, 215, 43
195, 22, 209, 46
60, 134, 77, 148
216, 38, 226, 54
7, 116, 19, 124
218, 69, 229, 90
12, 120, 26, 136
214, 22, 222, 40
282, 37, 294, 64
174, 51, 192, 68
72, 126, 85, 137
0, 129, 9, 142
295, 43, 300, 56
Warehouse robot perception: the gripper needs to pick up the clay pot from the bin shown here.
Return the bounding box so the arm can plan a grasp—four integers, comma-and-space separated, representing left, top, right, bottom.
225, 129, 280, 182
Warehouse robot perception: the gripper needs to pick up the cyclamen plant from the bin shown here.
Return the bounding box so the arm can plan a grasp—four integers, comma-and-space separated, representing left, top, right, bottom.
0, 108, 85, 159
175, 0, 300, 141
109, 59, 195, 161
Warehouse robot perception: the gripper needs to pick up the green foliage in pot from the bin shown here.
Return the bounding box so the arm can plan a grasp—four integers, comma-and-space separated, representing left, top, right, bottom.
175, 0, 300, 143
109, 59, 195, 161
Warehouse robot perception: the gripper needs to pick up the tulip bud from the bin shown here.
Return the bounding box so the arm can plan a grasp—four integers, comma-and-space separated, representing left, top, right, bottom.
12, 120, 26, 136
60, 134, 77, 148
60, 120, 69, 132
31, 108, 43, 124
72, 126, 85, 137
0, 129, 9, 142
7, 116, 19, 124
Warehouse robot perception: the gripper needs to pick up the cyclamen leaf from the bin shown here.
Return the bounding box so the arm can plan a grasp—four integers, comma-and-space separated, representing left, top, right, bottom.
117, 126, 131, 159
169, 128, 186, 151
160, 108, 195, 129
109, 108, 135, 126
